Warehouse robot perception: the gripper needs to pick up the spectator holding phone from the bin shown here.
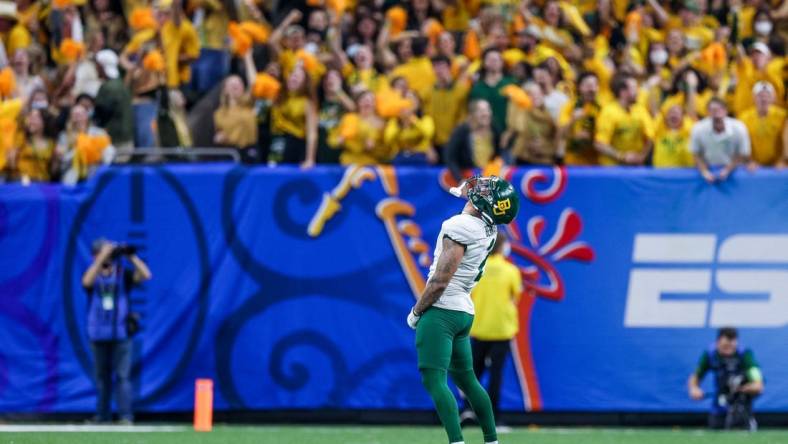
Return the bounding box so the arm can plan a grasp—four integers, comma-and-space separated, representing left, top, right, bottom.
81, 238, 152, 424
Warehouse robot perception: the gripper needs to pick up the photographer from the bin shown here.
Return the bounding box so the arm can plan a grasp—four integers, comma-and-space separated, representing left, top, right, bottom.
81, 239, 152, 424
688, 327, 764, 431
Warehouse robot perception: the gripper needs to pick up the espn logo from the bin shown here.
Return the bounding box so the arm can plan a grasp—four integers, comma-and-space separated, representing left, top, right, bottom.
624, 234, 788, 328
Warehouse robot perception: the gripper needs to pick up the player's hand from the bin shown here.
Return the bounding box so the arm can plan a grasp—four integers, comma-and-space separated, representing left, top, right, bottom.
407, 308, 421, 330
689, 386, 704, 401
701, 169, 716, 184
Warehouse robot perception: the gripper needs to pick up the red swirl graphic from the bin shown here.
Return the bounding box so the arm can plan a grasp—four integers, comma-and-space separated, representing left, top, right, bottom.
521, 166, 567, 204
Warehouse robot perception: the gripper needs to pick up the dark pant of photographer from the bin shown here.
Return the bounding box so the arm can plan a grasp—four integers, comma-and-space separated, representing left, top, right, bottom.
472, 339, 511, 421
709, 393, 757, 431
91, 340, 133, 422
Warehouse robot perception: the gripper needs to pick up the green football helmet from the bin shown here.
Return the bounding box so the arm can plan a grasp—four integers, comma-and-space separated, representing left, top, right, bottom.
466, 175, 520, 225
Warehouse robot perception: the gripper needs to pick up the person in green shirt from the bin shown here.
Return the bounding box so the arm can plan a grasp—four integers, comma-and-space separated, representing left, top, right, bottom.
687, 327, 764, 430
469, 48, 515, 133
94, 49, 134, 150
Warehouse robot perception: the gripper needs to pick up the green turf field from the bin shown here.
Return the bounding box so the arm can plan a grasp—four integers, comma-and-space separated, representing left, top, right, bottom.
2, 425, 788, 444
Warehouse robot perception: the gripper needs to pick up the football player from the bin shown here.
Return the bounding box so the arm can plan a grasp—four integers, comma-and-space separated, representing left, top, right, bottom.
407, 175, 520, 444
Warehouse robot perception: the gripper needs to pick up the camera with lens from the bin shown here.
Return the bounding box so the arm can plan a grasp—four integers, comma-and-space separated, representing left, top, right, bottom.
110, 244, 137, 259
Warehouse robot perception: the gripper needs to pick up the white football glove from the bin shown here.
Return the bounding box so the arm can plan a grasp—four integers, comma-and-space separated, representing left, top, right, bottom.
407, 308, 421, 330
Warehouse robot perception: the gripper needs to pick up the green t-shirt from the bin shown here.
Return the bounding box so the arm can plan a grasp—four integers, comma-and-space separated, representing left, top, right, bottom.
469, 76, 516, 133
695, 349, 763, 383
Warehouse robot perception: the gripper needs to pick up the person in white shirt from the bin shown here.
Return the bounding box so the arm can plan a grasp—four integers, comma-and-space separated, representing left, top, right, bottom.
690, 98, 751, 183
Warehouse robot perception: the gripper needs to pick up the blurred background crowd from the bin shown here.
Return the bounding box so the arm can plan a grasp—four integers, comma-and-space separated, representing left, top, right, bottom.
0, 0, 786, 184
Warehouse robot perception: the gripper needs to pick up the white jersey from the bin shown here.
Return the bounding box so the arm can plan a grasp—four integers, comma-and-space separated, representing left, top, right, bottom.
428, 213, 497, 314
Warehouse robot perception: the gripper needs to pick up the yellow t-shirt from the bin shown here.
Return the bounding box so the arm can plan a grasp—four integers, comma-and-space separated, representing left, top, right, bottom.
470, 254, 523, 341
161, 19, 201, 88
2, 24, 31, 57
425, 81, 470, 146
558, 99, 601, 165
329, 113, 387, 165
383, 116, 435, 157
682, 25, 714, 51
0, 99, 23, 171
595, 101, 654, 165
190, 0, 229, 50
442, 0, 471, 32
15, 137, 55, 181
740, 105, 787, 166
271, 95, 308, 139
390, 57, 436, 102
734, 58, 784, 115
652, 116, 695, 168
660, 90, 713, 119
344, 66, 388, 93
214, 104, 258, 147
471, 131, 494, 168
503, 45, 574, 83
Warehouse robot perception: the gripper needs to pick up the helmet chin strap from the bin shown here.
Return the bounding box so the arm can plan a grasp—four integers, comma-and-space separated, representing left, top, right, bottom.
469, 200, 495, 225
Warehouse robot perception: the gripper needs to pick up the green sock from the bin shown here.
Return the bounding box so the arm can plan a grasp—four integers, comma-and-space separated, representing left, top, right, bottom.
450, 369, 498, 443
420, 368, 464, 443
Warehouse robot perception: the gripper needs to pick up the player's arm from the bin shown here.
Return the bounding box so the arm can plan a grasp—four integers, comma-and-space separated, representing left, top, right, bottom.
408, 237, 465, 326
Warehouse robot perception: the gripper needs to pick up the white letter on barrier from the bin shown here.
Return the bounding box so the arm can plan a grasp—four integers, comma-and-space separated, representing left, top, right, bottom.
624, 269, 712, 327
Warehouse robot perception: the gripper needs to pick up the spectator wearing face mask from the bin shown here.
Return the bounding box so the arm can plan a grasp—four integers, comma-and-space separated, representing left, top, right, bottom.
739, 82, 787, 168
642, 41, 671, 116
751, 9, 773, 43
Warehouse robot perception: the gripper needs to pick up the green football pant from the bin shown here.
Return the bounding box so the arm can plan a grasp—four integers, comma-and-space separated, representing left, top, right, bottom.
416, 307, 497, 443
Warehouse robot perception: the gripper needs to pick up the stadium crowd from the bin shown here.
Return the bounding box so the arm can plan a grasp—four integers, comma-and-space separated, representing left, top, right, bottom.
0, 0, 786, 184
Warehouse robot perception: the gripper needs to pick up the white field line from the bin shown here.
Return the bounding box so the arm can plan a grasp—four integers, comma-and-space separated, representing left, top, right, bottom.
0, 424, 187, 433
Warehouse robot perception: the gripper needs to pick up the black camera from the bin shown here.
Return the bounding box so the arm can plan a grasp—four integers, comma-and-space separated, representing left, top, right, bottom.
110, 244, 137, 259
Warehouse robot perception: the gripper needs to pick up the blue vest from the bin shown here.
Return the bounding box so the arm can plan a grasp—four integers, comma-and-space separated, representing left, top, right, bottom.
87, 265, 129, 341
706, 345, 748, 411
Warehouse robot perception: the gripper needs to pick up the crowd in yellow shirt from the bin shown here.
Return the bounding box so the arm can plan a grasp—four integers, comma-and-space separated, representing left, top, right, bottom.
2, 0, 788, 183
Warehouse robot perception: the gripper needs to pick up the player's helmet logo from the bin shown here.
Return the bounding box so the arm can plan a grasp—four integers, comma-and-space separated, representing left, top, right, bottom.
493, 198, 511, 216
467, 176, 520, 225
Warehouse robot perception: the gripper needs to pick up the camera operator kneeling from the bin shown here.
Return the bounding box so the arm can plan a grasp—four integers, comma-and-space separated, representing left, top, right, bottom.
688, 327, 764, 431
81, 239, 152, 424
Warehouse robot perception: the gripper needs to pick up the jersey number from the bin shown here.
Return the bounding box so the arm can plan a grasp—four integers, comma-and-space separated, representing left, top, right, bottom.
474, 238, 497, 282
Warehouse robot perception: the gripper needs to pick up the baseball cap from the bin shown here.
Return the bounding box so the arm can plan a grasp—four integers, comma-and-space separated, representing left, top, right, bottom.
752, 81, 775, 96
95, 49, 119, 79
0, 1, 17, 20
752, 42, 771, 56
